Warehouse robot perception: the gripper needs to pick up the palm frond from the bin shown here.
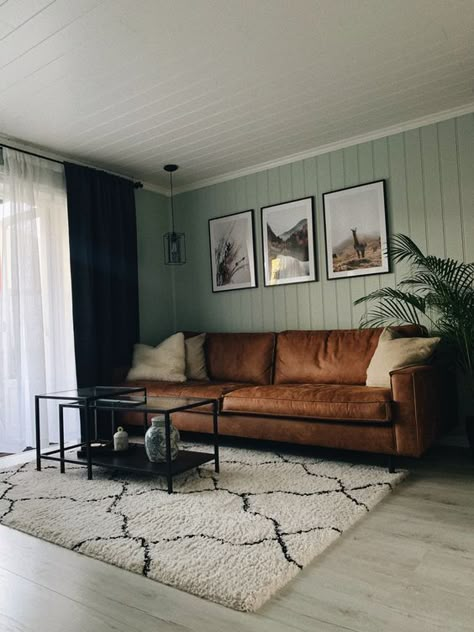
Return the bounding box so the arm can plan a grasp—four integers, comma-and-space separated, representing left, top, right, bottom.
389, 234, 425, 264
357, 288, 426, 328
360, 301, 422, 328
422, 256, 474, 290
353, 233, 474, 389
354, 287, 426, 311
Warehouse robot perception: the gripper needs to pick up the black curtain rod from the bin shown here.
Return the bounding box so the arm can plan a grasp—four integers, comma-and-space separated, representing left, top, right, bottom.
0, 142, 143, 189
0, 141, 63, 165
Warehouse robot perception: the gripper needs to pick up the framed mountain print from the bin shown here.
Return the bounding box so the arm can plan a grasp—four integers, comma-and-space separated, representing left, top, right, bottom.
261, 197, 316, 287
208, 209, 257, 292
323, 180, 390, 280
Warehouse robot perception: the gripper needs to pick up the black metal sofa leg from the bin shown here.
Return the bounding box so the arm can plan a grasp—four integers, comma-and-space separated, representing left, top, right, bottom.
387, 455, 395, 473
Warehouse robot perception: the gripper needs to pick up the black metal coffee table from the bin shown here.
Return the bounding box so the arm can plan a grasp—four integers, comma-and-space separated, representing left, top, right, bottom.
35, 388, 219, 493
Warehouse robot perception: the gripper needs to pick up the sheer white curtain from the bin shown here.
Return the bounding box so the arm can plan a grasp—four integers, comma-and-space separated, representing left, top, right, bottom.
0, 148, 78, 453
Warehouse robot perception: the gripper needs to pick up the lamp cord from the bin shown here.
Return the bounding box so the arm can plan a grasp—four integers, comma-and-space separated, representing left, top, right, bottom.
169, 170, 175, 234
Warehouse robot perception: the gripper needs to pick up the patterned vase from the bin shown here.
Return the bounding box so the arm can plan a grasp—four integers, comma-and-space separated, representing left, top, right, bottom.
145, 415, 180, 462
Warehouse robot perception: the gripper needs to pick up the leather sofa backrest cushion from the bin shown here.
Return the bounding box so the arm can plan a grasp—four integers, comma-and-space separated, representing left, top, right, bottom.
206, 332, 275, 385
274, 325, 424, 385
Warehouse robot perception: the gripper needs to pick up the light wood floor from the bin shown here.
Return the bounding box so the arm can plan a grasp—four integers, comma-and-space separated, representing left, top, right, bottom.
0, 445, 473, 632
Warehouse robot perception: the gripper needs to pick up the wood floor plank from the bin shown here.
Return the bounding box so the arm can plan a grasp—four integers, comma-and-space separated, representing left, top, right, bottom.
0, 447, 473, 632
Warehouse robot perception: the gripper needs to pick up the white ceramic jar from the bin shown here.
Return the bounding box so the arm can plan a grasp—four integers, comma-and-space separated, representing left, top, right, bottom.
113, 426, 129, 451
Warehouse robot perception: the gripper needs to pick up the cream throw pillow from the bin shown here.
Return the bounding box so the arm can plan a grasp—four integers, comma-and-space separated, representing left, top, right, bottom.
126, 332, 186, 382
185, 333, 209, 381
366, 327, 440, 388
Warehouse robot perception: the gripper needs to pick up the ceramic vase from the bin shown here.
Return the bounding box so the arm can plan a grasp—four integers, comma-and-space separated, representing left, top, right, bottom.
113, 426, 128, 451
145, 415, 180, 462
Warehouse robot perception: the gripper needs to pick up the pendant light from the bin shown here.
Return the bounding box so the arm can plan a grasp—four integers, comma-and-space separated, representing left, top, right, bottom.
163, 164, 186, 265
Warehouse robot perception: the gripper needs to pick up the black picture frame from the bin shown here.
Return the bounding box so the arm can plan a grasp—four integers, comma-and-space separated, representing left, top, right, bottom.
261, 196, 317, 287
322, 180, 390, 281
208, 209, 258, 293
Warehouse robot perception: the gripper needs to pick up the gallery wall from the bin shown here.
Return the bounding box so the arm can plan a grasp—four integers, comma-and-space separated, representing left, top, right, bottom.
170, 113, 473, 335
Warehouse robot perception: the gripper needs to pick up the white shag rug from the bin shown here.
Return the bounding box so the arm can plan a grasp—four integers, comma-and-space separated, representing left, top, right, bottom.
0, 445, 406, 611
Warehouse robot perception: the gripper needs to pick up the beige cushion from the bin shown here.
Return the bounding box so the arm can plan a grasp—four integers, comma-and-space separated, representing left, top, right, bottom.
185, 333, 209, 381
366, 327, 440, 388
126, 332, 186, 382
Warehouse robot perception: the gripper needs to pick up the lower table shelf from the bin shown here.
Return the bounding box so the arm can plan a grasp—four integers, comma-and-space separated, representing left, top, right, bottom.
67, 445, 215, 477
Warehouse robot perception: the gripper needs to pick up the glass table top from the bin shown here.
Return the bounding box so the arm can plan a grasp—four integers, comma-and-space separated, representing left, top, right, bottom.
91, 394, 216, 412
37, 388, 216, 413
37, 386, 146, 400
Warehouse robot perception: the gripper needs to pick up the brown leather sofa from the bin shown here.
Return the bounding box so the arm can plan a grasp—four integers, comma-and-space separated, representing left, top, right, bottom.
122, 327, 455, 460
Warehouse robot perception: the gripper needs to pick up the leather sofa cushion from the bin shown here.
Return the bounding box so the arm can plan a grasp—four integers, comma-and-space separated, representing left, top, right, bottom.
274, 325, 423, 385
222, 384, 392, 422
173, 411, 396, 454
206, 332, 275, 385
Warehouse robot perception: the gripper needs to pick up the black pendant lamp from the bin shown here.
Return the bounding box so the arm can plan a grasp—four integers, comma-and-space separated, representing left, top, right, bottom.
163, 164, 186, 265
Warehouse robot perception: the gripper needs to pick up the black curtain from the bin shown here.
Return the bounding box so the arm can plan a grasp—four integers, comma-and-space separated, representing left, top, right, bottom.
65, 162, 139, 387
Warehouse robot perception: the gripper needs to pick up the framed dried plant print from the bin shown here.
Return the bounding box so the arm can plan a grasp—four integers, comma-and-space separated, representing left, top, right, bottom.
208, 209, 257, 292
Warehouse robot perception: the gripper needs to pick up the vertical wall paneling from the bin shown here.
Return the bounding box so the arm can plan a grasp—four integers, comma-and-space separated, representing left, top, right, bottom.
343, 145, 362, 328
317, 152, 338, 330
292, 160, 310, 330
421, 125, 445, 258
331, 150, 351, 329
198, 186, 213, 331
371, 137, 392, 293
134, 189, 174, 344
304, 156, 324, 330
267, 168, 285, 332
438, 119, 464, 261
235, 175, 252, 332
174, 190, 197, 332
227, 179, 241, 333
387, 133, 410, 287
404, 129, 427, 252
244, 173, 261, 331
456, 115, 474, 262
279, 163, 298, 329
137, 114, 473, 340
257, 170, 275, 332
354, 142, 374, 324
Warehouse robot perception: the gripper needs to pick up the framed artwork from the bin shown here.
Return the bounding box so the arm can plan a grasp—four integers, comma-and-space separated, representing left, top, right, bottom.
208, 209, 257, 292
323, 180, 390, 280
261, 197, 316, 287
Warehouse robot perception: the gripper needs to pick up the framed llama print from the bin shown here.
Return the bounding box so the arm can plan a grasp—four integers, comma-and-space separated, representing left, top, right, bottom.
261, 197, 316, 287
323, 180, 390, 280
209, 209, 257, 292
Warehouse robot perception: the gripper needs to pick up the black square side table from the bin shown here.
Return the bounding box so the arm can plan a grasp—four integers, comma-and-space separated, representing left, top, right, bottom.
35, 389, 219, 493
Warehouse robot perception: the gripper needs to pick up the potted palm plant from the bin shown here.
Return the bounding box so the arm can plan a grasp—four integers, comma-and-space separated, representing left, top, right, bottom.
354, 234, 474, 454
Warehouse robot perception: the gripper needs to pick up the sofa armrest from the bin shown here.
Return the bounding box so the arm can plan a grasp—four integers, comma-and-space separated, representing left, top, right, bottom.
390, 365, 444, 456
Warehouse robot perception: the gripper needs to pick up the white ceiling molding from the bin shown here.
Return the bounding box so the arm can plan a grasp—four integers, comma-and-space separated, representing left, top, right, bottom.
173, 102, 474, 195
2, 103, 473, 199
138, 181, 169, 196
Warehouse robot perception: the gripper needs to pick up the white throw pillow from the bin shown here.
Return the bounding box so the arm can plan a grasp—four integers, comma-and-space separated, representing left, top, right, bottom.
366, 327, 440, 388
126, 332, 186, 382
185, 333, 209, 381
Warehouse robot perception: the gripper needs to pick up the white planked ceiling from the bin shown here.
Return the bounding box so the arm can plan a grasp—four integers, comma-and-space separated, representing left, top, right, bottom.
0, 0, 473, 190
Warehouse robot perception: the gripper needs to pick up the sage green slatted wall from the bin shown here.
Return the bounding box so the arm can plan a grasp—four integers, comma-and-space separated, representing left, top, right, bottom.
171, 114, 473, 334
135, 188, 174, 344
